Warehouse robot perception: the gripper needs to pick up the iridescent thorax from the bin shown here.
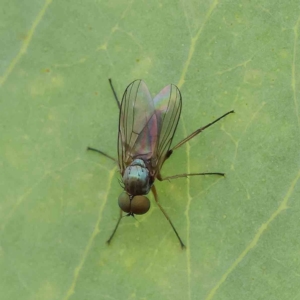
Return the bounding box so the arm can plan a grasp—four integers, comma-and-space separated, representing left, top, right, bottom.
122, 158, 153, 196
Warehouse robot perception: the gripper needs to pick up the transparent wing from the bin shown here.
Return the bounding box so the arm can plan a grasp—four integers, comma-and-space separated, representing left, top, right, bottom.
153, 84, 182, 175
118, 80, 158, 173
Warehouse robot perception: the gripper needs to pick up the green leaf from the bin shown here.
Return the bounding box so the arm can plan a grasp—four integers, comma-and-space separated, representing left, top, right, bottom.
1, 0, 300, 299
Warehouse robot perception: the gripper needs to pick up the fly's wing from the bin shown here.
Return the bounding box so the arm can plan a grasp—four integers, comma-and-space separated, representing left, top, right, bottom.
118, 80, 158, 173
153, 84, 182, 175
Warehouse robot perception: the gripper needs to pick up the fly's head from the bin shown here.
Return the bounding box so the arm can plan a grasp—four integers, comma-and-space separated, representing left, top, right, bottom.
118, 159, 151, 215
118, 193, 150, 216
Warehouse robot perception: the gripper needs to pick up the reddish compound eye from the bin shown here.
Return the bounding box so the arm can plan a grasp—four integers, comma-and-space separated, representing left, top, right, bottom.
118, 192, 150, 215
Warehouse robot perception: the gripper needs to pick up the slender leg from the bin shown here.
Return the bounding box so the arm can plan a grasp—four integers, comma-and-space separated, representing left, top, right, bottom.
87, 79, 121, 162
151, 185, 185, 249
158, 172, 224, 181
107, 209, 123, 244
165, 110, 234, 161
108, 78, 121, 109
86, 147, 117, 163
172, 110, 234, 151
157, 110, 234, 180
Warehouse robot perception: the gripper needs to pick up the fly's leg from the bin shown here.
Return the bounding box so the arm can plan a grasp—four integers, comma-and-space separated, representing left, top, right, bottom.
107, 209, 123, 244
87, 145, 120, 245
109, 78, 121, 109
157, 172, 224, 181
165, 110, 234, 161
151, 185, 185, 249
86, 147, 117, 163
171, 110, 234, 152
157, 110, 234, 179
87, 79, 121, 162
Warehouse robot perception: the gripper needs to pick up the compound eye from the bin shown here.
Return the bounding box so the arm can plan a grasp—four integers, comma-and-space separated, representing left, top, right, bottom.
118, 192, 131, 213
131, 196, 150, 215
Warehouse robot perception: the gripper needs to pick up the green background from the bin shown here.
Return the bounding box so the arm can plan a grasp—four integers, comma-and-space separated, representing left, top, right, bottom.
1, 0, 300, 299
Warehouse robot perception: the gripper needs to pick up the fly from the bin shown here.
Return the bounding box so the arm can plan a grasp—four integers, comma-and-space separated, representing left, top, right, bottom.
88, 79, 234, 248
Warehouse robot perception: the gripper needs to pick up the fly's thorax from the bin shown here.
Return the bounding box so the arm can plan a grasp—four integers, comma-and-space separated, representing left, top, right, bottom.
123, 158, 151, 195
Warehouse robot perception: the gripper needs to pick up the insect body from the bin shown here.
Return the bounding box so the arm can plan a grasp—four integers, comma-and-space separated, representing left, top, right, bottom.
117, 80, 182, 218
88, 79, 233, 248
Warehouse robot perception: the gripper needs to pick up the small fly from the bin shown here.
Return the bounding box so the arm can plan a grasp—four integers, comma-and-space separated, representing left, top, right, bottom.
88, 79, 234, 248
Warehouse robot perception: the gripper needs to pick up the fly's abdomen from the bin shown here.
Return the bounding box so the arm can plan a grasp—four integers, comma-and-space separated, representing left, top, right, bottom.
123, 159, 151, 195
